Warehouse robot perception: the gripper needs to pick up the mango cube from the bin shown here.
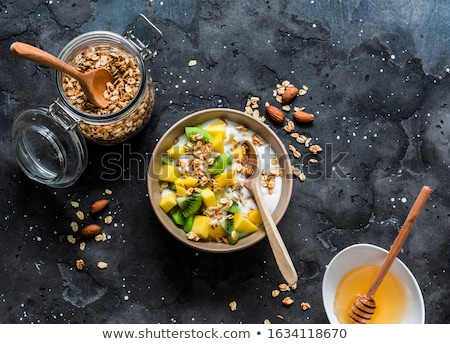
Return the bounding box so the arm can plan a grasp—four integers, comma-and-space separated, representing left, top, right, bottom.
166, 145, 186, 159
208, 225, 227, 240
201, 188, 217, 208
234, 212, 260, 232
159, 164, 180, 182
191, 215, 211, 239
211, 134, 225, 153
159, 193, 177, 213
248, 208, 263, 225
214, 169, 235, 189
206, 121, 227, 139
175, 176, 198, 188
233, 146, 244, 159
175, 185, 187, 197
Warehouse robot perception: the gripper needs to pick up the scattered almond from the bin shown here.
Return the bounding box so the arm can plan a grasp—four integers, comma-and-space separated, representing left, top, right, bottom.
281, 85, 299, 103
293, 110, 315, 124
90, 199, 109, 213
265, 103, 285, 124
80, 224, 102, 238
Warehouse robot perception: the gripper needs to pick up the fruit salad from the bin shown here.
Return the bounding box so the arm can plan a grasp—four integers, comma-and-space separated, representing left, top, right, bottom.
158, 119, 283, 244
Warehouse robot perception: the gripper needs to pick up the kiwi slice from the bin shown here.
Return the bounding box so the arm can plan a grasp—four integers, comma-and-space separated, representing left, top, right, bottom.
161, 153, 174, 165
209, 151, 232, 174
227, 230, 239, 245
183, 214, 195, 233
177, 192, 202, 217
223, 218, 238, 244
228, 201, 240, 214
169, 207, 186, 226
185, 127, 213, 142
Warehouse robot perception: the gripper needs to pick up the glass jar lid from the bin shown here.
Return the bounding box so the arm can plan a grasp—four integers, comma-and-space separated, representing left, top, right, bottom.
11, 106, 88, 188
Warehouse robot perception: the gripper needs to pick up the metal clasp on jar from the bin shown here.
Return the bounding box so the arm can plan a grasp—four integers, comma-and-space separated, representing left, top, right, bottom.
123, 14, 163, 61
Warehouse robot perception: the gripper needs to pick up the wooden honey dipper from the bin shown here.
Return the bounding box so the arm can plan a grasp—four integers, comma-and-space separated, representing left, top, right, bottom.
348, 185, 432, 324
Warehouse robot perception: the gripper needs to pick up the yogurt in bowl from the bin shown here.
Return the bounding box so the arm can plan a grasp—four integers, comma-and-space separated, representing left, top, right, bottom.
147, 108, 293, 253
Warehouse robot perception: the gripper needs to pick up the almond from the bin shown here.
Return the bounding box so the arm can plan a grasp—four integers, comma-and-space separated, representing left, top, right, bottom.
90, 199, 109, 213
80, 224, 102, 238
265, 104, 285, 124
293, 110, 315, 124
281, 85, 299, 103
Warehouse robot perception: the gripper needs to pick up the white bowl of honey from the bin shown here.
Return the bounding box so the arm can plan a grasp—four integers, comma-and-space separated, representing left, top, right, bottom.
322, 243, 425, 324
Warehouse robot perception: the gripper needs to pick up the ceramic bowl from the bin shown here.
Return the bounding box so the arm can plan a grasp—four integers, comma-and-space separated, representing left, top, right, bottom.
322, 243, 425, 324
147, 108, 293, 253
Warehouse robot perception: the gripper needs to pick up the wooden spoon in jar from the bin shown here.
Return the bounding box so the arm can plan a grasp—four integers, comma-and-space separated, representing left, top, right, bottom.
348, 185, 431, 324
243, 140, 298, 286
10, 41, 114, 108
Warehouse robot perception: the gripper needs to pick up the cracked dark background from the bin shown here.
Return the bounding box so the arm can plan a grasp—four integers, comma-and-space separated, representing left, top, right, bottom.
0, 0, 449, 324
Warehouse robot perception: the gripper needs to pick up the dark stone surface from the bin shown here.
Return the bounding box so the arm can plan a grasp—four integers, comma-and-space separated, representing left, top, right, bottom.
0, 0, 448, 324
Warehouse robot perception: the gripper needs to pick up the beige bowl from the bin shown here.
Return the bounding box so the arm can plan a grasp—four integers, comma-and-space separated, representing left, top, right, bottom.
322, 244, 425, 324
147, 108, 293, 253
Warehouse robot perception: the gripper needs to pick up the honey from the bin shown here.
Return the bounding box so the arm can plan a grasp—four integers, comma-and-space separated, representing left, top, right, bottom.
334, 265, 408, 324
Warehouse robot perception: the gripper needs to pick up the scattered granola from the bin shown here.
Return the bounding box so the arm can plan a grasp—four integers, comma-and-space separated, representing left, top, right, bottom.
75, 210, 85, 221
67, 235, 76, 245
282, 296, 295, 306
97, 261, 108, 269
309, 144, 323, 154
95, 233, 107, 242
76, 259, 85, 271
279, 283, 290, 292
70, 221, 79, 233
229, 301, 237, 312
104, 215, 113, 225
301, 302, 311, 311
245, 96, 266, 122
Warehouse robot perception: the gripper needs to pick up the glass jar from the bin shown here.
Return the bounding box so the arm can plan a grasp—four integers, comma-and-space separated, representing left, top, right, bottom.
11, 14, 162, 187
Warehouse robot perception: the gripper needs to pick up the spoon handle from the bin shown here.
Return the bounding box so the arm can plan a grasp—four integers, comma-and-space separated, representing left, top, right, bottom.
251, 179, 298, 286
10, 42, 81, 79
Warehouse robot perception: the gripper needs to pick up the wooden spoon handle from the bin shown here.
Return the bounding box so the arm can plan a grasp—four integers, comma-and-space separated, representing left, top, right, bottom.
10, 42, 81, 79
367, 185, 432, 297
251, 179, 298, 286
